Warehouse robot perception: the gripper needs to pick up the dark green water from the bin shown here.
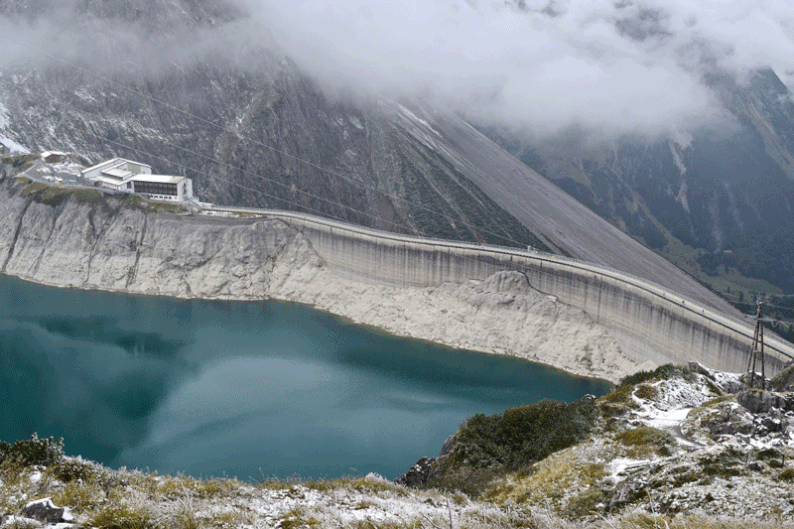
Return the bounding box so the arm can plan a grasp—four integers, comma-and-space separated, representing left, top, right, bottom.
0, 274, 610, 479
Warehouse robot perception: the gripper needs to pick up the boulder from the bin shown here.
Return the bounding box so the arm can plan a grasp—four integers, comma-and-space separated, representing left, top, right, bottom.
737, 390, 794, 414
395, 457, 435, 488
22, 498, 73, 524
738, 390, 777, 414
439, 434, 458, 457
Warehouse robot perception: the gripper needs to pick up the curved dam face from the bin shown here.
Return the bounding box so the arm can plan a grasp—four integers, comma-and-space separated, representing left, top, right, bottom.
252, 209, 794, 376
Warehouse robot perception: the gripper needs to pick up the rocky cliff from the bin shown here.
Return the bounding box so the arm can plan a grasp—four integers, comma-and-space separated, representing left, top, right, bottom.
0, 168, 636, 382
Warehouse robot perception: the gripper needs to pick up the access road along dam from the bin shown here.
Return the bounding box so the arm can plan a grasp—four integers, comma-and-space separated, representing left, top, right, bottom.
214, 205, 794, 378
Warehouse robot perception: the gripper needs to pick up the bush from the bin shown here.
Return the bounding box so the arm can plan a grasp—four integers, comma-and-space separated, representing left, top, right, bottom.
0, 433, 64, 467
616, 427, 676, 457
634, 384, 658, 401
446, 398, 598, 471
771, 364, 794, 392
618, 364, 681, 388
50, 458, 98, 482
566, 487, 606, 518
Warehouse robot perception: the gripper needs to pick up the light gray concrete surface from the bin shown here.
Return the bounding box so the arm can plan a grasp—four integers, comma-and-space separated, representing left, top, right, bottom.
213, 205, 794, 376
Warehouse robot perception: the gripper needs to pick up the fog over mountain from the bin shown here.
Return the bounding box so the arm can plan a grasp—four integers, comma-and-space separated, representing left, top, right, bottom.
4, 0, 794, 138
248, 0, 794, 139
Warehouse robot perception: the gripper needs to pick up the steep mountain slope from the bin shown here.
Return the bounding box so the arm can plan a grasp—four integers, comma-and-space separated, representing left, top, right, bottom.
484, 68, 794, 301
0, 0, 739, 315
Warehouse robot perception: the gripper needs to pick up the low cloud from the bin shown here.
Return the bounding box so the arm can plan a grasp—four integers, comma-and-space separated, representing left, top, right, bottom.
3, 0, 794, 139
246, 0, 794, 138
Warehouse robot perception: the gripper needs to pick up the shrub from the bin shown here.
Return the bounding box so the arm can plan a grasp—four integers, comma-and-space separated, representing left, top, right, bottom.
453, 398, 598, 471
771, 364, 794, 392
779, 468, 794, 482
52, 480, 104, 513
599, 384, 640, 417
634, 384, 658, 401
565, 487, 605, 518
87, 503, 157, 529
618, 364, 681, 388
50, 458, 97, 482
0, 433, 64, 467
616, 427, 676, 457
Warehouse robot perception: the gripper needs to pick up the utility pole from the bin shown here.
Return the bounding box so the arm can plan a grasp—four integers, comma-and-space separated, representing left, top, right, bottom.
747, 300, 767, 390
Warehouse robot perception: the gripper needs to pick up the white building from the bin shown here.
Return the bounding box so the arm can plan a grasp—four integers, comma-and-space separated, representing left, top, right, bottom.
81, 158, 193, 202
129, 174, 194, 202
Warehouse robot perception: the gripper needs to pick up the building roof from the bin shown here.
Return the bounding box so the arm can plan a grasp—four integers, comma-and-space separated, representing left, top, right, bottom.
81, 158, 152, 176
94, 175, 128, 188
131, 174, 185, 184
104, 168, 133, 180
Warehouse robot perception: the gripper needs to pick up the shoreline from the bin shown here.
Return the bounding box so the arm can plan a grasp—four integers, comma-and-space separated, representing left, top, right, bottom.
0, 264, 632, 384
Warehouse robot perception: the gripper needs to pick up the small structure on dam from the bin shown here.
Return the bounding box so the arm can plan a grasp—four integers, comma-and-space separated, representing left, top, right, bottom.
81, 158, 195, 203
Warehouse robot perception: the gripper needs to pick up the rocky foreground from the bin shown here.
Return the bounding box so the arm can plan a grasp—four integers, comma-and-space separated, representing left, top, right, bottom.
2, 363, 794, 528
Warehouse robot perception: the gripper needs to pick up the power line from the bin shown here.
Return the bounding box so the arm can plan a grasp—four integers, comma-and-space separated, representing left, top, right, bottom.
0, 33, 531, 249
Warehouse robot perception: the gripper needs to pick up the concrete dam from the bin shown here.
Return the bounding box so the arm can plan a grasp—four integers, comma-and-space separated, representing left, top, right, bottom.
216, 206, 794, 377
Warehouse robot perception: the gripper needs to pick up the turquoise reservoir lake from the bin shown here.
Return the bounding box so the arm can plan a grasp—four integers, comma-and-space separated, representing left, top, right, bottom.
0, 274, 610, 479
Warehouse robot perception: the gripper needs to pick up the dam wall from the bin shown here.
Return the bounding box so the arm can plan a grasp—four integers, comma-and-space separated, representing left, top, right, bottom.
214, 207, 794, 376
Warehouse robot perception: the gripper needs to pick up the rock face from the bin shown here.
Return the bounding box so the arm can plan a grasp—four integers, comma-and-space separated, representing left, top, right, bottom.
737, 390, 794, 414
0, 173, 637, 382
0, 180, 315, 300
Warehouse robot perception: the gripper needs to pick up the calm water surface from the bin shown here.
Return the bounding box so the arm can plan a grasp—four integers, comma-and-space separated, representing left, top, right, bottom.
0, 275, 610, 479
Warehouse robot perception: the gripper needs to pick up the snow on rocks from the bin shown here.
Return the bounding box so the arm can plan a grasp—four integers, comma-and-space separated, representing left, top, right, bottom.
22, 498, 73, 525
482, 365, 794, 520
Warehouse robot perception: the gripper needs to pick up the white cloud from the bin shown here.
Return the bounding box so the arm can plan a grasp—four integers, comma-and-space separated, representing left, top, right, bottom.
4, 0, 794, 138
245, 0, 794, 137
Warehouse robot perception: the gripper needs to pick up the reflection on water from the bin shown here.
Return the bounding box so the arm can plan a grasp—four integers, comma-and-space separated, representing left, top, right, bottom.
0, 275, 610, 479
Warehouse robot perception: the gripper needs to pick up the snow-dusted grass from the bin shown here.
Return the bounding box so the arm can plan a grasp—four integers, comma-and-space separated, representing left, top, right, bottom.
2, 449, 794, 528
3, 365, 794, 527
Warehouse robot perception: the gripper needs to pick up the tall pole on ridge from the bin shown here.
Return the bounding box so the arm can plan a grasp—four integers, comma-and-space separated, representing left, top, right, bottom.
747, 300, 766, 390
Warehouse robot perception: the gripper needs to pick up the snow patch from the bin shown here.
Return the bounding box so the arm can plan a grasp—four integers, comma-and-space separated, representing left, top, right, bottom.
669, 142, 687, 176
395, 103, 440, 137
0, 137, 31, 153
607, 457, 649, 481
675, 180, 690, 213
0, 100, 8, 130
